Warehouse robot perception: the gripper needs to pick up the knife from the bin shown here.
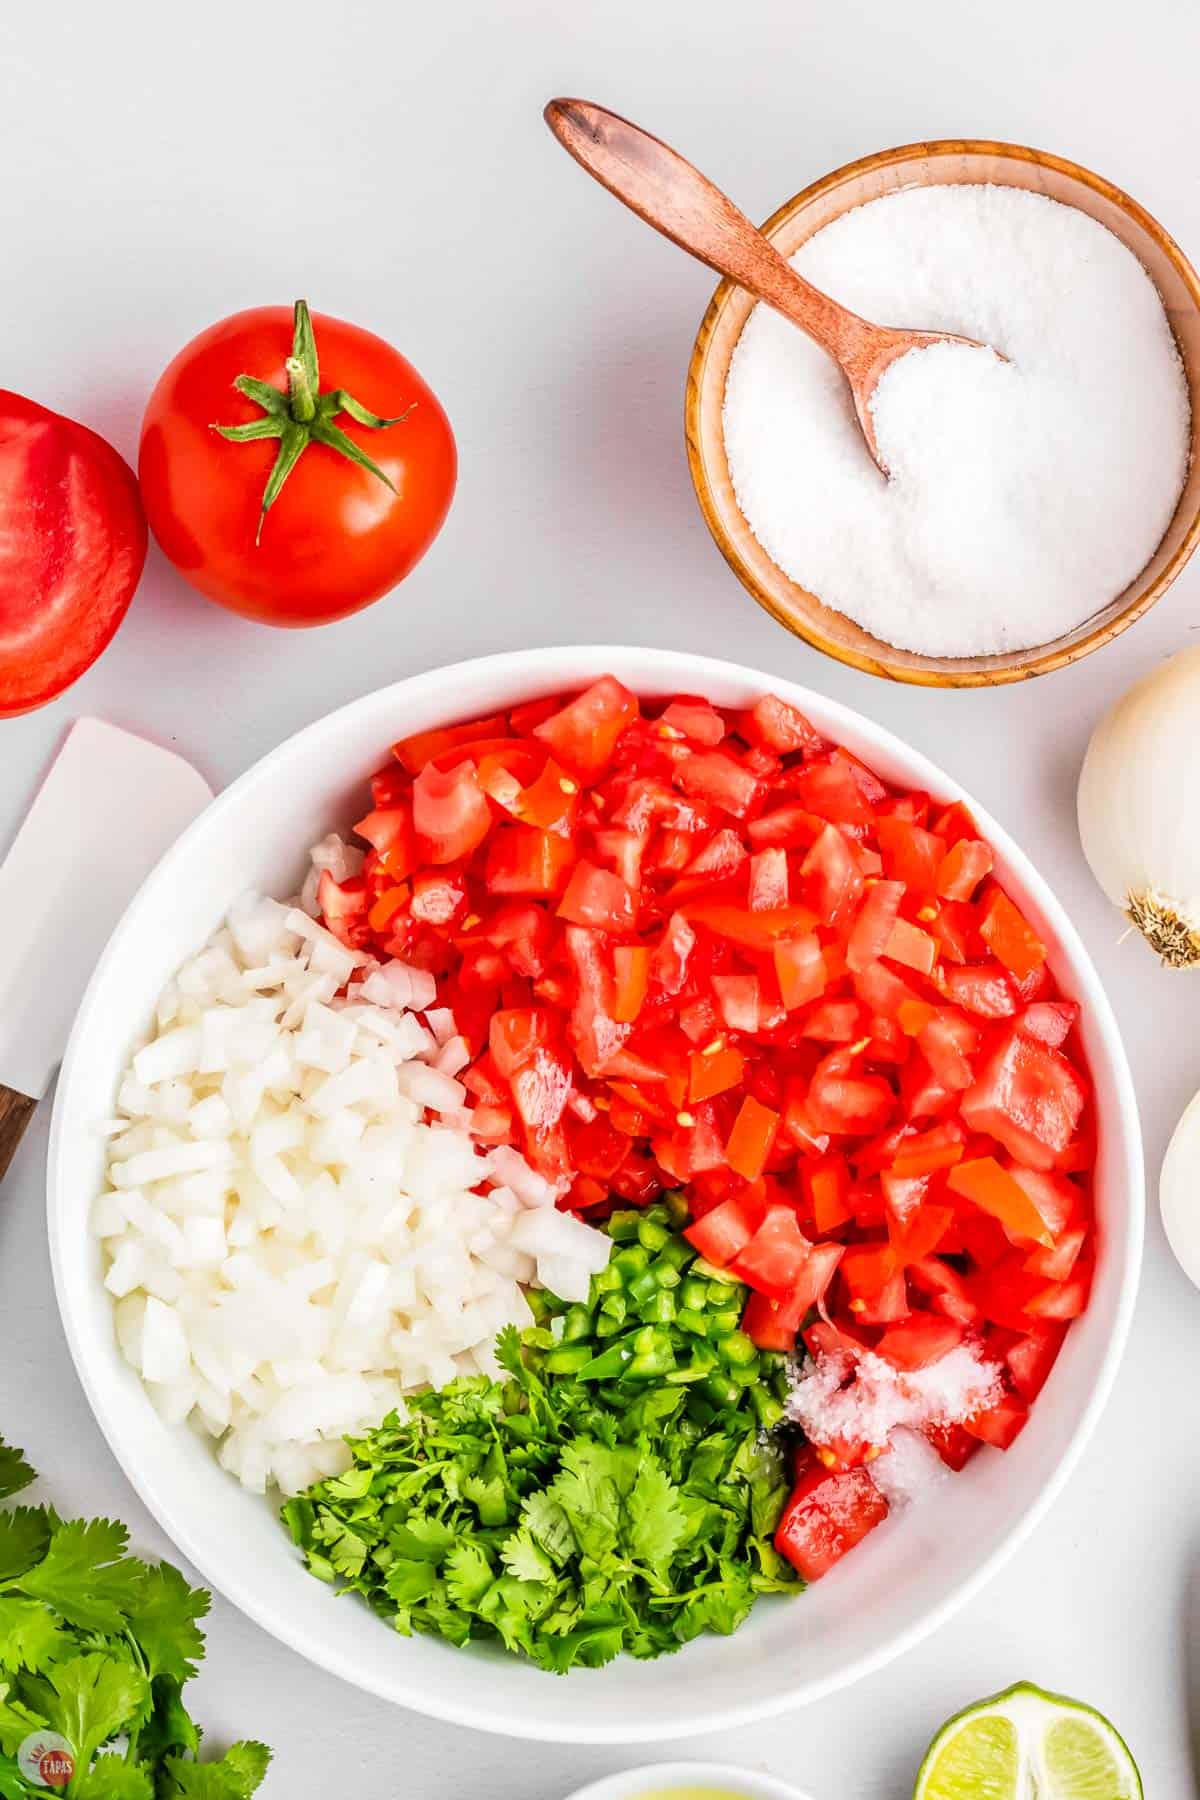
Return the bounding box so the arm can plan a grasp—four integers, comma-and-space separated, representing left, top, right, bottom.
0, 719, 212, 1181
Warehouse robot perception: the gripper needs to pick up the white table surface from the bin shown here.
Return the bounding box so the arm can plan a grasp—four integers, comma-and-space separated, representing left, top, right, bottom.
2, 0, 1198, 1792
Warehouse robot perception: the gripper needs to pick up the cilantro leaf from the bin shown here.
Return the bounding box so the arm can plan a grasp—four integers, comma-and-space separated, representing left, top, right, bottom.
626, 1456, 686, 1573
0, 1596, 66, 1673
0, 1443, 35, 1503
0, 1509, 51, 1584
135, 1675, 199, 1766
161, 1743, 271, 1799
216, 1741, 272, 1796
500, 1531, 554, 1586
126, 1564, 209, 1685
382, 1561, 438, 1607
23, 1651, 149, 1768
73, 1756, 156, 1799
0, 1680, 47, 1755
444, 1543, 492, 1609
16, 1521, 145, 1634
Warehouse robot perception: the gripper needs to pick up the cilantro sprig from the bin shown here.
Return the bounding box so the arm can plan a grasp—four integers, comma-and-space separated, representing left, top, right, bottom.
0, 1435, 270, 1797
284, 1214, 801, 1673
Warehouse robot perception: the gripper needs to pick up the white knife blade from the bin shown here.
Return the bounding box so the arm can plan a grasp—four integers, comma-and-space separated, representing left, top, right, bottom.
0, 720, 212, 1144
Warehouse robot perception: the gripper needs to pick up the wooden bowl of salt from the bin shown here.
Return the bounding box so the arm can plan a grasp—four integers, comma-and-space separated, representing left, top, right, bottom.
686, 139, 1200, 687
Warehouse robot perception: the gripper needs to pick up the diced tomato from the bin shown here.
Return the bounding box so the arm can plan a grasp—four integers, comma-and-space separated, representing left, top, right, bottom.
918, 1010, 979, 1091
876, 817, 944, 894
408, 760, 491, 864
1018, 1001, 1079, 1047
774, 1455, 889, 1580
317, 870, 369, 947
965, 1391, 1028, 1449
936, 838, 993, 901
731, 1205, 811, 1297
479, 753, 578, 835
978, 891, 1046, 981
943, 963, 1017, 1019
725, 1094, 780, 1181
393, 713, 509, 775
354, 805, 416, 879
933, 801, 979, 846
685, 899, 816, 952
711, 973, 762, 1033
847, 882, 904, 972
807, 1050, 895, 1136
684, 1189, 765, 1266
738, 693, 823, 754
411, 869, 468, 926
682, 826, 747, 882
612, 945, 650, 1024
748, 846, 789, 911
747, 803, 824, 851
1024, 1224, 1088, 1283
486, 825, 575, 897
889, 1121, 964, 1178
689, 1040, 745, 1103
675, 749, 763, 819
802, 825, 864, 927
803, 999, 864, 1043
889, 1203, 954, 1266
774, 934, 827, 1011
660, 697, 726, 746
960, 1028, 1087, 1172
1024, 1263, 1092, 1320
804, 1158, 853, 1233
947, 1156, 1055, 1246
924, 1421, 980, 1471
908, 1256, 980, 1327
792, 759, 873, 827
884, 917, 937, 976
533, 676, 639, 780
557, 860, 635, 932
784, 1241, 845, 1319
876, 1312, 964, 1370
562, 925, 630, 1075
1005, 1324, 1067, 1399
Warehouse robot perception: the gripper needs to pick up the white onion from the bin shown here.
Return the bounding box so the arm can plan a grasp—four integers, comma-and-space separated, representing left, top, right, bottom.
99, 870, 610, 1496
1078, 645, 1200, 966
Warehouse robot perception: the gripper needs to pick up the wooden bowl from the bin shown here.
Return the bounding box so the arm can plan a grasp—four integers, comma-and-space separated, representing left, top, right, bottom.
686, 139, 1200, 686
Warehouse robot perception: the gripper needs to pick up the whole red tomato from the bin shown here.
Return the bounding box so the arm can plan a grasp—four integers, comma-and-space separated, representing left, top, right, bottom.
139, 301, 456, 626
0, 393, 146, 717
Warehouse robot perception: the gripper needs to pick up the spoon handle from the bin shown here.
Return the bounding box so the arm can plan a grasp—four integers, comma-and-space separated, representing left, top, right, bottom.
544, 98, 869, 365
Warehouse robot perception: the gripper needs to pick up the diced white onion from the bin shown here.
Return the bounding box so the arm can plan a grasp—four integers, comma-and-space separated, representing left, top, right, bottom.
100, 862, 610, 1496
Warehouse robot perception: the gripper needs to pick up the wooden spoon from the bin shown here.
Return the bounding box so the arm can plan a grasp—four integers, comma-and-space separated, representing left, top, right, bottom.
544, 98, 993, 474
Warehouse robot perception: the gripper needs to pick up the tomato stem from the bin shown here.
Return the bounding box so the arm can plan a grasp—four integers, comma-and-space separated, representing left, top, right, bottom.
212, 299, 414, 543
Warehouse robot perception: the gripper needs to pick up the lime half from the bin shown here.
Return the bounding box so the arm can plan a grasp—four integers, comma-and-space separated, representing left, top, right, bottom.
915, 1681, 1142, 1800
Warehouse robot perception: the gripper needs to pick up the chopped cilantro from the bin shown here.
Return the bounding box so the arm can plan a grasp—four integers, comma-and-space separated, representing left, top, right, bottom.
285, 1217, 800, 1672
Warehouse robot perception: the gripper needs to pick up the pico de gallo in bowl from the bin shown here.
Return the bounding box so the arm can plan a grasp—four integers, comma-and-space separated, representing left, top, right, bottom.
310, 673, 1097, 1590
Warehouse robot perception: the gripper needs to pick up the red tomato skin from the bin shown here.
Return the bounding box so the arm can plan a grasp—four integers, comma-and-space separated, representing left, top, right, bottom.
775, 1456, 889, 1580
139, 307, 456, 625
0, 391, 146, 715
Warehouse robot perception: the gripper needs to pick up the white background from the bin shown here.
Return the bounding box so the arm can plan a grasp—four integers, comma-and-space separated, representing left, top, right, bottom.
1, 0, 1198, 1793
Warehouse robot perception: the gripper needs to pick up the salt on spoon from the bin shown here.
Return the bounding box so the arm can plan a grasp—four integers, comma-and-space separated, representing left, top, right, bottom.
543, 96, 999, 475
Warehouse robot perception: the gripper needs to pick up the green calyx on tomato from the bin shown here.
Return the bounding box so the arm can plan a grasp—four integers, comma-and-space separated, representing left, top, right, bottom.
214, 299, 415, 542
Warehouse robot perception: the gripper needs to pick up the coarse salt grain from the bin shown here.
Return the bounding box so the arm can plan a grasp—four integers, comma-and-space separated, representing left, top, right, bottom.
723, 184, 1190, 657
785, 1343, 1002, 1449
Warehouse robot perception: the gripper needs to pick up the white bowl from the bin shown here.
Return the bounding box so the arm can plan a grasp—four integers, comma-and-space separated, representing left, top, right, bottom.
48, 646, 1143, 1745
565, 1762, 813, 1800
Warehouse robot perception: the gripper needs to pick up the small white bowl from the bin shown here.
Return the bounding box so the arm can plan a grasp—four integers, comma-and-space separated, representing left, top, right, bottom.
47, 646, 1143, 1743
565, 1762, 813, 1800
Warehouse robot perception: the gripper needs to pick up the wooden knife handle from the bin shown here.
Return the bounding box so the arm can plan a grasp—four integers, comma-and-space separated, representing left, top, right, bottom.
0, 1085, 37, 1183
